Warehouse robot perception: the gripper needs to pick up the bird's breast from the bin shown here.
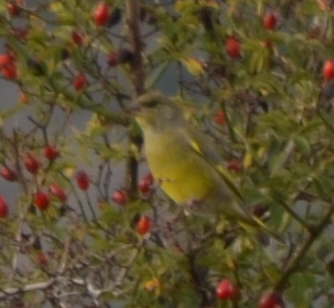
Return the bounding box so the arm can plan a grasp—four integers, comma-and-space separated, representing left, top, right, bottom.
144, 130, 220, 205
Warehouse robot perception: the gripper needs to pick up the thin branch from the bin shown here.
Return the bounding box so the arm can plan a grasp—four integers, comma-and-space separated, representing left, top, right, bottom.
125, 0, 145, 197
127, 0, 145, 93
274, 203, 334, 292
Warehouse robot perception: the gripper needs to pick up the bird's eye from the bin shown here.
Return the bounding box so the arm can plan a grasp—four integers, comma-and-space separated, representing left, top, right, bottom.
144, 100, 158, 108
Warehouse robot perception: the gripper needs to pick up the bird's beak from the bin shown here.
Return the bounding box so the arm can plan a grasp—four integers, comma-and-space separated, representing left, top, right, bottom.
126, 103, 142, 115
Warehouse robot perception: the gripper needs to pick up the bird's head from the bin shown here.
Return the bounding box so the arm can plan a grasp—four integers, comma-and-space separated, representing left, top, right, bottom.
133, 92, 186, 131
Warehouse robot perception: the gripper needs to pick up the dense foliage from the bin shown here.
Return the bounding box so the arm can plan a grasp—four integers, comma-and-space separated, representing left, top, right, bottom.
0, 0, 334, 307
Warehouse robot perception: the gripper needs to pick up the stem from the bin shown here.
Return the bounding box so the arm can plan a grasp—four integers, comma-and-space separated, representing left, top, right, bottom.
274, 203, 334, 292
278, 201, 310, 230
125, 0, 145, 197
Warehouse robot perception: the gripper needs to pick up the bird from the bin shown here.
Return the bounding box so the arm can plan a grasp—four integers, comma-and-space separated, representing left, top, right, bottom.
134, 92, 282, 243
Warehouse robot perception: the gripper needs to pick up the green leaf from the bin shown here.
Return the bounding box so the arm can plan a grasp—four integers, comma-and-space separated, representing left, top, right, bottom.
263, 262, 281, 283
145, 61, 171, 89
267, 141, 293, 177
285, 273, 316, 307
293, 135, 311, 156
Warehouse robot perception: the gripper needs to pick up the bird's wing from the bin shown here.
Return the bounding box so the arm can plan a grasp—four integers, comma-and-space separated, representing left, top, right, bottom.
183, 126, 244, 201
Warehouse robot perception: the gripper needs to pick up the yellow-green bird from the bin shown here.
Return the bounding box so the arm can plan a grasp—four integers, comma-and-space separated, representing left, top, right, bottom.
134, 92, 281, 243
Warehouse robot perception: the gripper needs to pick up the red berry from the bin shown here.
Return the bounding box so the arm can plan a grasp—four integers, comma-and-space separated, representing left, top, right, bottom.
73, 72, 87, 91
226, 37, 241, 58
323, 60, 334, 80
71, 30, 85, 45
44, 144, 59, 161
139, 181, 150, 194
216, 279, 237, 300
263, 13, 277, 30
34, 191, 50, 211
7, 2, 20, 16
49, 183, 67, 202
0, 54, 14, 67
0, 167, 17, 182
139, 173, 154, 193
93, 2, 110, 26
11, 27, 29, 40
263, 40, 273, 49
23, 152, 40, 174
107, 51, 118, 66
36, 251, 48, 267
214, 110, 226, 125
112, 190, 127, 205
76, 171, 90, 191
227, 159, 242, 172
1, 62, 17, 80
137, 216, 152, 235
259, 291, 281, 308
0, 196, 9, 218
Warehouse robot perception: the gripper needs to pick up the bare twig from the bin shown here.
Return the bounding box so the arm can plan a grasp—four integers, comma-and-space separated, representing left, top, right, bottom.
125, 0, 145, 197
274, 203, 334, 292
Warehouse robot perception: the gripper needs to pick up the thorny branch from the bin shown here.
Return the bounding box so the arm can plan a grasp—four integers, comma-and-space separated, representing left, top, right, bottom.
274, 203, 334, 292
